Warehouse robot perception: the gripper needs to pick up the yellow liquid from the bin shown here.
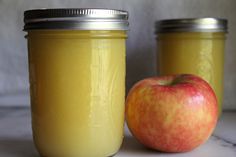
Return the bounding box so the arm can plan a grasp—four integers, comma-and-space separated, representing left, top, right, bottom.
157, 32, 225, 115
27, 30, 126, 157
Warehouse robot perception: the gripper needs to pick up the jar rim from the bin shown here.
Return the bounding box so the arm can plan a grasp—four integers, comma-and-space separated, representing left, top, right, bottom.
155, 18, 228, 33
24, 8, 129, 31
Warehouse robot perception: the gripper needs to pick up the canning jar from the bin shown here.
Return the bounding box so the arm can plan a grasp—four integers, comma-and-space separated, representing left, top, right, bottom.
155, 18, 227, 116
24, 8, 128, 157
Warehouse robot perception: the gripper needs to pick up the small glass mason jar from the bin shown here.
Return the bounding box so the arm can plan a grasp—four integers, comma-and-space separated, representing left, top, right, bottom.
24, 8, 128, 157
155, 18, 228, 116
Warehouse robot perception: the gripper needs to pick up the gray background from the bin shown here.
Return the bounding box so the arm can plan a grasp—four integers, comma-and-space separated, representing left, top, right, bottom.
0, 0, 235, 109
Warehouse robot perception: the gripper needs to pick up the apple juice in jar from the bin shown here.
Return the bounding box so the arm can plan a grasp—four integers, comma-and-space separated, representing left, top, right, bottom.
24, 8, 128, 157
155, 18, 227, 116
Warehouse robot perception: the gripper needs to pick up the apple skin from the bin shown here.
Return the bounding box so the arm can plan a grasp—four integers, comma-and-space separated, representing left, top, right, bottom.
126, 74, 218, 152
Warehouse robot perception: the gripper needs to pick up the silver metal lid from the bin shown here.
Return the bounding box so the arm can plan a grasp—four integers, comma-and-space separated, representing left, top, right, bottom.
155, 18, 228, 33
24, 8, 129, 31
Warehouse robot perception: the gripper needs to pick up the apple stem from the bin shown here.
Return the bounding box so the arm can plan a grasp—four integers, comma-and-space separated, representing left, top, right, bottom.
157, 75, 182, 86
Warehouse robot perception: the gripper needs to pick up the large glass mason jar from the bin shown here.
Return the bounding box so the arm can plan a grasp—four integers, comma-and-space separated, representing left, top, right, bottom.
155, 18, 227, 116
24, 8, 128, 157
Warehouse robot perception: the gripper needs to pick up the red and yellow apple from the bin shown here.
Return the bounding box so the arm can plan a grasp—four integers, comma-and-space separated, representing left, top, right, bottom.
126, 74, 218, 152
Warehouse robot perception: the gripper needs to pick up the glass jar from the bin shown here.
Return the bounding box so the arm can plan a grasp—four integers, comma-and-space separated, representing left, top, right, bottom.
24, 8, 128, 157
155, 18, 227, 116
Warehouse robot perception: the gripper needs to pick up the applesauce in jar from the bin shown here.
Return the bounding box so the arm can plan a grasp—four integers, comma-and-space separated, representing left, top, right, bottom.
24, 8, 128, 157
155, 18, 227, 116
